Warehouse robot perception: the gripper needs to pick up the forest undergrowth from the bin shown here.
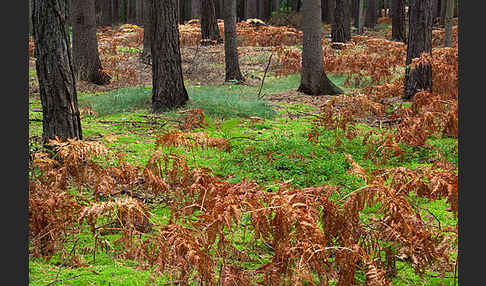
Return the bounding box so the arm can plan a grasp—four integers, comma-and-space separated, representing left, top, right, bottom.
29, 21, 458, 286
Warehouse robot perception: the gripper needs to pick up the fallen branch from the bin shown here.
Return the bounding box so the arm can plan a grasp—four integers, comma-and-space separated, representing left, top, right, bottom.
257, 52, 274, 99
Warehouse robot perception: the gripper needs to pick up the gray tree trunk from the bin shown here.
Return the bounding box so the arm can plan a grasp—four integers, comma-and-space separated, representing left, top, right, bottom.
101, 0, 113, 26
72, 0, 111, 85
140, 0, 152, 64
150, 0, 188, 111
201, 0, 222, 45
404, 0, 433, 100
391, 0, 406, 42
298, 0, 343, 95
192, 0, 201, 19
365, 0, 377, 28
223, 0, 244, 82
332, 0, 351, 43
358, 0, 365, 34
246, 0, 258, 18
444, 0, 454, 47
33, 0, 83, 145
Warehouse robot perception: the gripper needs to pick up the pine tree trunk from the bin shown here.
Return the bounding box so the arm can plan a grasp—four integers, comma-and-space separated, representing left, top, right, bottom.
192, 0, 201, 19
358, 0, 365, 34
391, 0, 405, 42
332, 0, 351, 43
327, 0, 335, 25
150, 0, 189, 111
246, 0, 258, 19
72, 0, 111, 85
33, 0, 83, 145
365, 0, 377, 28
112, 0, 119, 24
444, 0, 454, 47
140, 0, 152, 64
404, 0, 433, 100
298, 0, 343, 95
101, 0, 112, 26
201, 0, 222, 45
223, 0, 244, 82
136, 0, 143, 25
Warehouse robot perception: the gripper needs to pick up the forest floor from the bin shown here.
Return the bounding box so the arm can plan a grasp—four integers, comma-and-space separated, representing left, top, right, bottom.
28, 19, 459, 286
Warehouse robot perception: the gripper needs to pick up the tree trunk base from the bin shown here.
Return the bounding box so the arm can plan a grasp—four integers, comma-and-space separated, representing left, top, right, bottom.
297, 73, 343, 96
89, 70, 112, 85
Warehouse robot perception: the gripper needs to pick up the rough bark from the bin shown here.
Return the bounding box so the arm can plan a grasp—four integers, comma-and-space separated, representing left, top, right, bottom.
140, 0, 152, 64
150, 0, 189, 111
223, 0, 244, 82
201, 0, 222, 45
298, 0, 343, 95
327, 0, 335, 25
332, 0, 351, 43
33, 0, 83, 145
101, 0, 113, 26
112, 0, 119, 24
72, 0, 111, 85
358, 0, 365, 34
444, 0, 454, 47
192, 0, 201, 19
391, 0, 406, 42
404, 0, 433, 100
136, 0, 143, 25
246, 0, 258, 19
365, 0, 377, 28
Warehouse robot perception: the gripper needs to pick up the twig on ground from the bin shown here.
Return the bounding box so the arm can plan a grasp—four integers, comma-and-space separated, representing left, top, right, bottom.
257, 52, 274, 99
51, 237, 80, 286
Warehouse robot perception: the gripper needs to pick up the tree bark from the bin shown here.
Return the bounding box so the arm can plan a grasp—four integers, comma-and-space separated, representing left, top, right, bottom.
322, 0, 328, 23
72, 0, 111, 85
136, 0, 143, 25
223, 0, 244, 82
101, 0, 113, 26
332, 0, 351, 43
140, 0, 152, 64
112, 0, 119, 24
246, 0, 258, 19
365, 0, 377, 28
150, 0, 189, 111
33, 0, 83, 145
352, 0, 359, 27
201, 0, 222, 45
29, 0, 33, 35
327, 0, 335, 25
444, 0, 454, 47
404, 0, 433, 100
298, 0, 343, 95
440, 0, 446, 25
357, 0, 365, 34
192, 0, 201, 19
391, 0, 406, 42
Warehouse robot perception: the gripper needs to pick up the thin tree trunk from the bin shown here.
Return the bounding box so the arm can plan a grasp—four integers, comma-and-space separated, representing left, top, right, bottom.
404, 0, 433, 100
440, 0, 446, 25
353, 0, 359, 27
332, 0, 351, 43
192, 0, 201, 19
223, 0, 244, 82
140, 0, 152, 63
327, 0, 335, 25
136, 0, 143, 25
444, 0, 454, 47
365, 0, 377, 28
358, 0, 365, 34
72, 0, 111, 85
246, 0, 258, 19
33, 0, 82, 145
322, 0, 328, 23
391, 0, 406, 42
29, 0, 33, 35
201, 0, 222, 45
112, 0, 119, 25
101, 0, 113, 26
298, 0, 343, 95
150, 0, 189, 111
